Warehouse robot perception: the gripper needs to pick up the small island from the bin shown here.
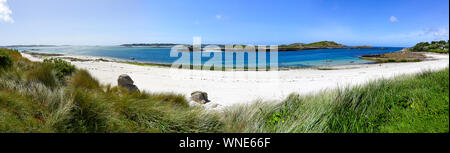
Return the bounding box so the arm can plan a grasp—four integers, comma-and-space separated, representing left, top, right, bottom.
120, 43, 181, 48
277, 41, 384, 51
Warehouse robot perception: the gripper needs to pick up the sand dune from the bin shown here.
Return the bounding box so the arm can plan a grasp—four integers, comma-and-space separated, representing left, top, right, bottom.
22, 53, 449, 110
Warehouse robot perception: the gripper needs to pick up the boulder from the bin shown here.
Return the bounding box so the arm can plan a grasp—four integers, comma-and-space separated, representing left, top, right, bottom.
122, 84, 139, 92
118, 74, 134, 86
190, 91, 209, 104
118, 74, 139, 92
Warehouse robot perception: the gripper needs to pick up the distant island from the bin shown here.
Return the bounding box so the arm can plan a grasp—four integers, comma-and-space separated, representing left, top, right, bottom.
120, 43, 181, 48
277, 41, 384, 51
120, 41, 385, 51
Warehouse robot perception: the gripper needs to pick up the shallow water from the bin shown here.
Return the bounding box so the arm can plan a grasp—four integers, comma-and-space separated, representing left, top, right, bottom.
14, 46, 403, 67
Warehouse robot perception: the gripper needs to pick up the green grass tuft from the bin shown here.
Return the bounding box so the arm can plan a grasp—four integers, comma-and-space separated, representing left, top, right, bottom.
70, 69, 101, 90
26, 63, 60, 88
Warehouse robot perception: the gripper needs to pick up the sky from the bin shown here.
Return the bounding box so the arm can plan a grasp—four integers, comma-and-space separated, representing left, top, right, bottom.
0, 0, 449, 47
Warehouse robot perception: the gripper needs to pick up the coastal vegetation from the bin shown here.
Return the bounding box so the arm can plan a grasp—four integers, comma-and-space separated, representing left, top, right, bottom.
0, 48, 448, 133
0, 49, 223, 133
43, 58, 76, 81
409, 40, 449, 53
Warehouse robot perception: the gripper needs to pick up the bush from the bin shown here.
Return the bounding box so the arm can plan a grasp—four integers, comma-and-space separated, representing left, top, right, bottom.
43, 58, 76, 81
0, 54, 12, 70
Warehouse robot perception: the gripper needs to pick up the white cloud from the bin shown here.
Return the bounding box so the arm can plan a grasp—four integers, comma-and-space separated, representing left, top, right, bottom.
215, 14, 222, 20
424, 28, 449, 38
0, 0, 13, 23
390, 16, 398, 23
381, 27, 449, 43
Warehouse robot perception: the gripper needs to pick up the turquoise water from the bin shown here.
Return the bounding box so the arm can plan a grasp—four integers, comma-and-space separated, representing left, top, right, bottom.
14, 46, 403, 67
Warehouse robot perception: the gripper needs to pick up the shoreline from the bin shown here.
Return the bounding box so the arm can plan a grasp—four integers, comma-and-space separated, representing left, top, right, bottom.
18, 50, 389, 70
21, 52, 449, 110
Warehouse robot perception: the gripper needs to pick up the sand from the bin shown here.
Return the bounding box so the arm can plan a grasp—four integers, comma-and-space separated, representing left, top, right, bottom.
21, 53, 449, 109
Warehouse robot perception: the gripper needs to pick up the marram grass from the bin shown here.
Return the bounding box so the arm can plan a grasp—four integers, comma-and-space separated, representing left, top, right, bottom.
0, 49, 223, 133
221, 67, 449, 133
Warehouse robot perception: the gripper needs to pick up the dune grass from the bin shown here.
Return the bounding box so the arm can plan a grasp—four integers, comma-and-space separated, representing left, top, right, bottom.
221, 68, 449, 133
0, 49, 223, 133
0, 49, 448, 133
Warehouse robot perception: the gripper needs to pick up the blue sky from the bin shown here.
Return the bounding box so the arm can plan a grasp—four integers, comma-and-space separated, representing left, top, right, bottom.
0, 0, 448, 47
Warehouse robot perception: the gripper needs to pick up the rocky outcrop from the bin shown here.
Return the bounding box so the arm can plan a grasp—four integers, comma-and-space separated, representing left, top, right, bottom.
190, 91, 209, 104
118, 74, 139, 92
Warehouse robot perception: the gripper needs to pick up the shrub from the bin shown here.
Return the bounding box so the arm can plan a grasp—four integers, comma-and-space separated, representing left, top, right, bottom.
43, 58, 76, 81
0, 54, 12, 70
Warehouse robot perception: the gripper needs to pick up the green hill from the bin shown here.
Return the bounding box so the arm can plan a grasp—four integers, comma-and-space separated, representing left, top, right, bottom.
303, 41, 345, 48
278, 41, 368, 51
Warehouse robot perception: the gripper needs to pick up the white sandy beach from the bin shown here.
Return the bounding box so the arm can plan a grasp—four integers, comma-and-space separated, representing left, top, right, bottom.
22, 53, 449, 109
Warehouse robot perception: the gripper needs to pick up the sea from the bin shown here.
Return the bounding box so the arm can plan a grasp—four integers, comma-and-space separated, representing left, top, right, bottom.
12, 46, 403, 68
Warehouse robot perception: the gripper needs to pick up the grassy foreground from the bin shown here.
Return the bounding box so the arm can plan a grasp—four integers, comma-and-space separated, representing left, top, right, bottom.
0, 49, 223, 133
1, 48, 448, 133
222, 67, 449, 133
